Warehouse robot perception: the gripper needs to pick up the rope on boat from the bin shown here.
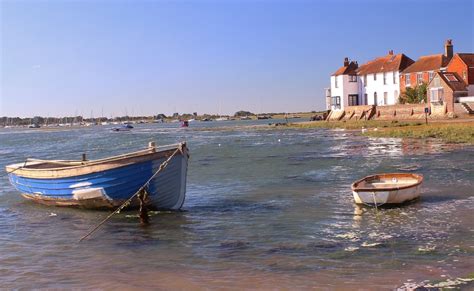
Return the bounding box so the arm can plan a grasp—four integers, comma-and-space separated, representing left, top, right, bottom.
79, 147, 182, 242
1, 159, 29, 178
372, 192, 378, 212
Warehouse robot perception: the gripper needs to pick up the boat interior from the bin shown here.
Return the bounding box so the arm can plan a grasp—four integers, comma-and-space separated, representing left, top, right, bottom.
353, 174, 422, 190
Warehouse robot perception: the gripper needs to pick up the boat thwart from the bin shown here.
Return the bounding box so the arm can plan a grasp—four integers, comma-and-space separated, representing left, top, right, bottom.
5, 142, 189, 210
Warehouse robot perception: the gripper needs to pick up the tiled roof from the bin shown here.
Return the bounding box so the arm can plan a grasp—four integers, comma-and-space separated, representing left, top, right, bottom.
438, 72, 468, 91
332, 62, 358, 76
457, 53, 474, 66
402, 54, 450, 73
356, 53, 414, 75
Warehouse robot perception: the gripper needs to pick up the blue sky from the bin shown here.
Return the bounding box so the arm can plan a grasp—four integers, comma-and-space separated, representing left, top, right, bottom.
1, 0, 473, 117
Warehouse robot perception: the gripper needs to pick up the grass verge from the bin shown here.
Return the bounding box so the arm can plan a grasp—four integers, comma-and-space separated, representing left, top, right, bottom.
286, 120, 474, 144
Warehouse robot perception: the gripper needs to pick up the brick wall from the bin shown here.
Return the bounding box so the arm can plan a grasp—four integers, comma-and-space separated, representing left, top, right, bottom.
446, 55, 469, 85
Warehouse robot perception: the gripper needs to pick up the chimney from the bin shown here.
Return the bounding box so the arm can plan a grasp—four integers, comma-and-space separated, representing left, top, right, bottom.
444, 39, 453, 60
343, 57, 349, 66
388, 50, 394, 55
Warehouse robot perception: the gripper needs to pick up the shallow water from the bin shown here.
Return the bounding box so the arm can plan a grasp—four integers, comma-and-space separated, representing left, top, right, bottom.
1, 120, 473, 289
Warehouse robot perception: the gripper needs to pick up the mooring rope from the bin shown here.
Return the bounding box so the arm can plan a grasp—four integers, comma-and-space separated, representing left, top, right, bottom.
1, 159, 29, 178
79, 147, 182, 242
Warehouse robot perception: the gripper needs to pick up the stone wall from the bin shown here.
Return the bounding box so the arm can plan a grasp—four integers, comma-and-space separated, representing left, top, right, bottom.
327, 104, 438, 121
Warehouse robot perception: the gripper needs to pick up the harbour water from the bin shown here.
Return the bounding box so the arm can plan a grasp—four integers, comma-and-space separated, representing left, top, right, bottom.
1, 121, 473, 289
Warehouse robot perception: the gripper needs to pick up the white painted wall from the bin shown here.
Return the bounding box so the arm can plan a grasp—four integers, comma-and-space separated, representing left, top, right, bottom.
359, 71, 400, 106
330, 75, 358, 110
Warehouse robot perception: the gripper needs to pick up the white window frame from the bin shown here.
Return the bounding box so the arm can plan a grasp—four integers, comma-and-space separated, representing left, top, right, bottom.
383, 72, 387, 85
393, 72, 397, 84
405, 74, 411, 86
429, 71, 435, 81
417, 73, 423, 84
430, 87, 444, 103
335, 76, 338, 88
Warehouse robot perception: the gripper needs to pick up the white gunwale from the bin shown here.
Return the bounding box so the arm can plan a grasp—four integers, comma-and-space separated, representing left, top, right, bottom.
351, 173, 423, 192
6, 142, 187, 179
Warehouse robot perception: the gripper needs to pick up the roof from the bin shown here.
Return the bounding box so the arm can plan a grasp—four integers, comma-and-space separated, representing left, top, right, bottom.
456, 53, 474, 66
455, 53, 474, 85
435, 72, 468, 91
356, 53, 414, 75
332, 62, 358, 76
402, 54, 450, 74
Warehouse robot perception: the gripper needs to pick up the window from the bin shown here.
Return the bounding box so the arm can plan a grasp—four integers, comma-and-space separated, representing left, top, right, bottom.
348, 94, 359, 106
335, 76, 338, 88
383, 72, 387, 84
383, 92, 388, 105
430, 88, 444, 103
394, 90, 399, 102
463, 71, 467, 81
417, 73, 423, 84
374, 92, 378, 105
444, 73, 458, 82
405, 74, 411, 86
429, 72, 435, 81
393, 72, 397, 84
374, 73, 377, 81
364, 93, 368, 105
349, 75, 357, 82
332, 96, 341, 109
364, 75, 367, 87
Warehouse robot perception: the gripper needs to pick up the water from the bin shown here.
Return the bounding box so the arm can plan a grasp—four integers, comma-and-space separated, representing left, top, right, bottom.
1, 121, 473, 289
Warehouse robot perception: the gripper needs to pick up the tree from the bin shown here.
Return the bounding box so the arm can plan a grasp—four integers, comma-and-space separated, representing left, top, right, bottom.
399, 82, 427, 104
234, 110, 254, 117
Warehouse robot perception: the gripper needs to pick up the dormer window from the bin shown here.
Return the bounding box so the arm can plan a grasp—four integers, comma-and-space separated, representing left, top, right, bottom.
349, 75, 357, 82
335, 76, 338, 88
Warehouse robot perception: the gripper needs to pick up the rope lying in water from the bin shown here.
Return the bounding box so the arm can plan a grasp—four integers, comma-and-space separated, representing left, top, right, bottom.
79, 147, 182, 242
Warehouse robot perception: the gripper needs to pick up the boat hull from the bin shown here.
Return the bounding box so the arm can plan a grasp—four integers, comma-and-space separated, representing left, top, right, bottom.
7, 147, 188, 210
352, 184, 421, 205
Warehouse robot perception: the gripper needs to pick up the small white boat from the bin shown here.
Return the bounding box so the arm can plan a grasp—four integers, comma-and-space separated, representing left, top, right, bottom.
351, 173, 423, 206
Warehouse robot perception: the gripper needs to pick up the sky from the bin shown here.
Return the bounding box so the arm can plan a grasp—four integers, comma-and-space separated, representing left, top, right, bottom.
0, 0, 473, 118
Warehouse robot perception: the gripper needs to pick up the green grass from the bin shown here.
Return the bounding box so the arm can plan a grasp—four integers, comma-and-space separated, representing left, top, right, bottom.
364, 123, 474, 144
286, 120, 474, 144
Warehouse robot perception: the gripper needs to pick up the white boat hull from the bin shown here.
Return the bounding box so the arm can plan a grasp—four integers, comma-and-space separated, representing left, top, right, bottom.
353, 184, 421, 205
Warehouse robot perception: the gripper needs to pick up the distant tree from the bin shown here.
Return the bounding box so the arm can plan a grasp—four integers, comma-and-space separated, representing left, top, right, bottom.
399, 83, 427, 104
155, 114, 167, 119
234, 110, 254, 117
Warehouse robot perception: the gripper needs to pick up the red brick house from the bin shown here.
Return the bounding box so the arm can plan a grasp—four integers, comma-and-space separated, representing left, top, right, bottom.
446, 53, 474, 95
400, 39, 454, 93
427, 72, 468, 113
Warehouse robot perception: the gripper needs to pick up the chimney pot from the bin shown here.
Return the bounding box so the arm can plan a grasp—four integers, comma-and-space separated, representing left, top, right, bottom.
388, 50, 394, 55
344, 57, 349, 66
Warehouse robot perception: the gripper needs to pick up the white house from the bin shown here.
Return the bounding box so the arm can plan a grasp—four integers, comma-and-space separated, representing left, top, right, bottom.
329, 57, 359, 110
357, 51, 414, 106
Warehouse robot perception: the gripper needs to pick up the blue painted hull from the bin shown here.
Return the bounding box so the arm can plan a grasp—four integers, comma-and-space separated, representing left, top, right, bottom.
8, 153, 188, 210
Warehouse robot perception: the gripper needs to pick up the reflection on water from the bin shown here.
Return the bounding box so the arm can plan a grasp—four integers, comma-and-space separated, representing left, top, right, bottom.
0, 122, 473, 289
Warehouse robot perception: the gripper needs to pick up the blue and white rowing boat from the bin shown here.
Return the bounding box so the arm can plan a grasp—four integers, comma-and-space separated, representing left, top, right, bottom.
5, 142, 189, 210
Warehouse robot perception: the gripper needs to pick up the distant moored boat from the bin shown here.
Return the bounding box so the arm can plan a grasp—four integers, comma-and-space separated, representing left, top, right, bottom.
351, 173, 423, 206
5, 142, 189, 210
